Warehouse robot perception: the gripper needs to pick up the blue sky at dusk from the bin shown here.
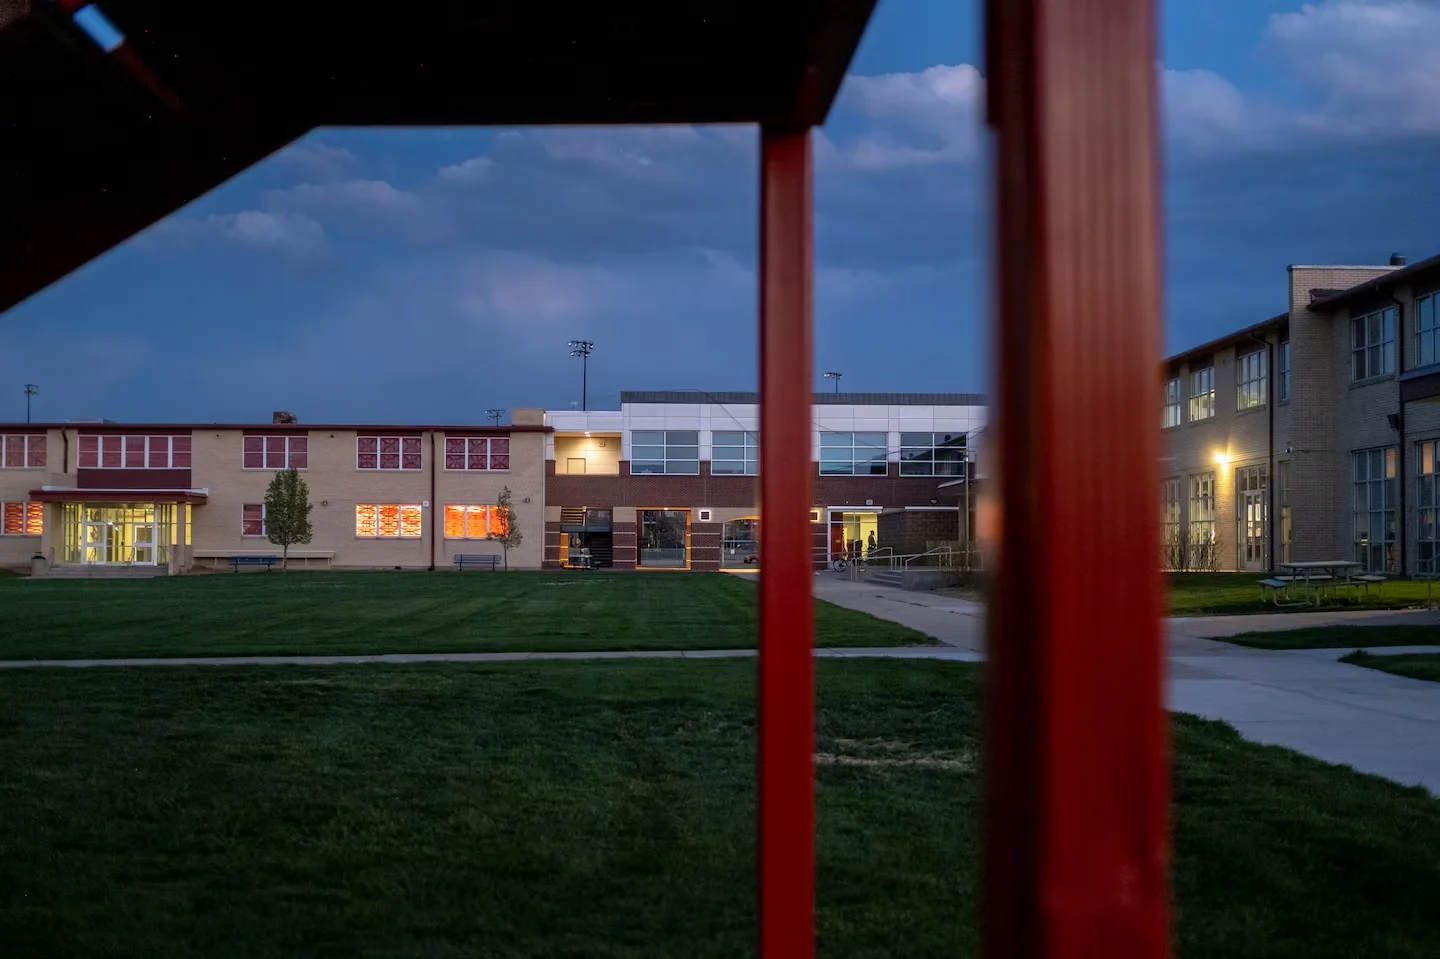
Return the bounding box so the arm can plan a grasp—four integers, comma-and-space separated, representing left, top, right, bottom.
5, 0, 1440, 423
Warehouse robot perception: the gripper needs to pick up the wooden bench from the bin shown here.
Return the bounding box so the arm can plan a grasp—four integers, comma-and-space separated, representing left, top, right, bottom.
453, 554, 501, 571
230, 555, 277, 572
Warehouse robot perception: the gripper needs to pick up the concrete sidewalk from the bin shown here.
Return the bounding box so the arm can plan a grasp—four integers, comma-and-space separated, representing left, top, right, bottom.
814, 575, 1440, 792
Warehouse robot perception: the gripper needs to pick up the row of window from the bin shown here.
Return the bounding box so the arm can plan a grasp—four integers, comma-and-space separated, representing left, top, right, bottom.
0, 434, 513, 472
1344, 296, 1440, 381
632, 430, 968, 477
240, 503, 508, 539
1163, 343, 1291, 428
1159, 442, 1440, 574
1, 435, 46, 469
1351, 296, 1440, 380
0, 501, 44, 536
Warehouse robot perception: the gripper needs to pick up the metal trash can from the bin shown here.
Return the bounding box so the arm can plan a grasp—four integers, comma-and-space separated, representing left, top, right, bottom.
30, 554, 47, 577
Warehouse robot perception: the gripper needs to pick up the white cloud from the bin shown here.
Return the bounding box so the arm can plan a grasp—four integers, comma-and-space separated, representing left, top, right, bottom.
265, 179, 451, 241
140, 210, 325, 259
1268, 0, 1440, 134
835, 63, 984, 169
437, 156, 495, 183
272, 140, 359, 182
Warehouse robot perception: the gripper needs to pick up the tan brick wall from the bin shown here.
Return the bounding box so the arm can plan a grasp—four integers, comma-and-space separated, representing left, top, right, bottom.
0, 428, 63, 567
1161, 263, 1401, 571
191, 428, 545, 570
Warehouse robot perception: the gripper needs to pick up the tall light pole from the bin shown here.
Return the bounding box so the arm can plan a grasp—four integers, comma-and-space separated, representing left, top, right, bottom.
485, 408, 503, 426
568, 340, 595, 411
23, 384, 39, 423
823, 371, 842, 393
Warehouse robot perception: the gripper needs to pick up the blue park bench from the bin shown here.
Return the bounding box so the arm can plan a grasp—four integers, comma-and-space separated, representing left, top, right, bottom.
230, 555, 278, 572
453, 554, 501, 571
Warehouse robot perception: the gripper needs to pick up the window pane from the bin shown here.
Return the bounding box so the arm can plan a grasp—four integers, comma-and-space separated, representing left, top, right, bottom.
444, 505, 465, 538
631, 431, 663, 446
899, 461, 934, 476
900, 432, 933, 447
1424, 442, 1436, 476
713, 431, 743, 446
820, 460, 853, 475
665, 431, 699, 446
356, 505, 377, 536
854, 432, 886, 449
820, 432, 852, 449
399, 506, 422, 538
377, 505, 401, 537
631, 460, 665, 474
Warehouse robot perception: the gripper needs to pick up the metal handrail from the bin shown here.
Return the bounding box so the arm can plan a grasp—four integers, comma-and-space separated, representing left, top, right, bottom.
903, 545, 956, 570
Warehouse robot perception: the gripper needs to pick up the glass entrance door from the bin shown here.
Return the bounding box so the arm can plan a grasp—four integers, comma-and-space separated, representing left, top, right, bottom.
1237, 466, 1268, 572
83, 522, 109, 564
131, 523, 157, 565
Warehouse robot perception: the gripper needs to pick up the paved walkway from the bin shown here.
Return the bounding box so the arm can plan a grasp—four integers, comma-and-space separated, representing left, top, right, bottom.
814, 576, 1440, 792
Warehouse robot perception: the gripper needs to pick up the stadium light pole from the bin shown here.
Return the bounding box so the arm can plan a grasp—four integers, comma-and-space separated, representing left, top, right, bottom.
568, 340, 595, 411
24, 383, 39, 423
823, 371, 842, 393
485, 408, 503, 426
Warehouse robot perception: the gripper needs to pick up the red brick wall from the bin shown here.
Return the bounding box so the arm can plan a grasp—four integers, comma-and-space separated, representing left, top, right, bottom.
877, 510, 961, 555
78, 468, 192, 490
613, 521, 637, 570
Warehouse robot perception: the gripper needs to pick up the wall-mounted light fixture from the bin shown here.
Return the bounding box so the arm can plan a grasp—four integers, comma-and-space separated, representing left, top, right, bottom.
1214, 451, 1230, 466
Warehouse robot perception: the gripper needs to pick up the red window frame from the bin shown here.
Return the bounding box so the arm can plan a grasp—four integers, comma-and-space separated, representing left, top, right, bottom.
1, 434, 46, 469
443, 436, 509, 471
243, 435, 309, 470
241, 503, 266, 537
78, 434, 190, 469
357, 435, 423, 470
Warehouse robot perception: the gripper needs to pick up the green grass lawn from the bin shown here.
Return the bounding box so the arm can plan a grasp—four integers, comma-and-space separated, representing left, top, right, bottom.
1341, 650, 1440, 682
1, 660, 1438, 957
0, 571, 930, 659
1168, 572, 1439, 616
1221, 624, 1440, 650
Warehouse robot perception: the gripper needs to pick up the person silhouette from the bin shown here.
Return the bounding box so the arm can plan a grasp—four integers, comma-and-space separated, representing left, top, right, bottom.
866, 530, 877, 557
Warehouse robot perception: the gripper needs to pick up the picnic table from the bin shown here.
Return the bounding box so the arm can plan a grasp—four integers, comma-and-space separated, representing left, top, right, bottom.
1262, 560, 1372, 606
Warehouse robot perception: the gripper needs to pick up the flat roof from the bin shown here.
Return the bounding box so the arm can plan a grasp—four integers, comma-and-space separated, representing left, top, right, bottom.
0, 0, 877, 314
0, 423, 550, 433
620, 391, 987, 406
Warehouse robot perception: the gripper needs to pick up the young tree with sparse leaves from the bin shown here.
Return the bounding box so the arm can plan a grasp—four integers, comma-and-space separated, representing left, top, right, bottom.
264, 467, 314, 569
492, 485, 522, 571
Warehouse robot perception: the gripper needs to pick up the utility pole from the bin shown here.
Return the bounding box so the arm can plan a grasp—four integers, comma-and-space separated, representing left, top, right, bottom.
568, 340, 595, 411
23, 384, 38, 423
823, 371, 843, 393
485, 408, 503, 426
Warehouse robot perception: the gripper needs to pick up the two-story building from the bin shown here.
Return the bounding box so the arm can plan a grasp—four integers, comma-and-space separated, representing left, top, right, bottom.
543, 391, 986, 570
1162, 251, 1440, 574
0, 411, 550, 572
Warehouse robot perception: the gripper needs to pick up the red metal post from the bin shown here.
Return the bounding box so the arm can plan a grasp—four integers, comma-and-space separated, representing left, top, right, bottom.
982, 0, 1171, 957
757, 126, 815, 959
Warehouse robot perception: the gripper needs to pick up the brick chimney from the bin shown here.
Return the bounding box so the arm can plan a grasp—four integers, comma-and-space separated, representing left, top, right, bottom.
272, 410, 298, 424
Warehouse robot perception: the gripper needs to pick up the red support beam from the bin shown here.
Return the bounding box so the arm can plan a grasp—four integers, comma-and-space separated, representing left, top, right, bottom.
982, 0, 1171, 957
756, 126, 816, 959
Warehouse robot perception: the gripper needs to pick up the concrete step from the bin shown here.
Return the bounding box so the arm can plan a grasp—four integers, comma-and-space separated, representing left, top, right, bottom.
45, 565, 169, 579
867, 569, 904, 587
